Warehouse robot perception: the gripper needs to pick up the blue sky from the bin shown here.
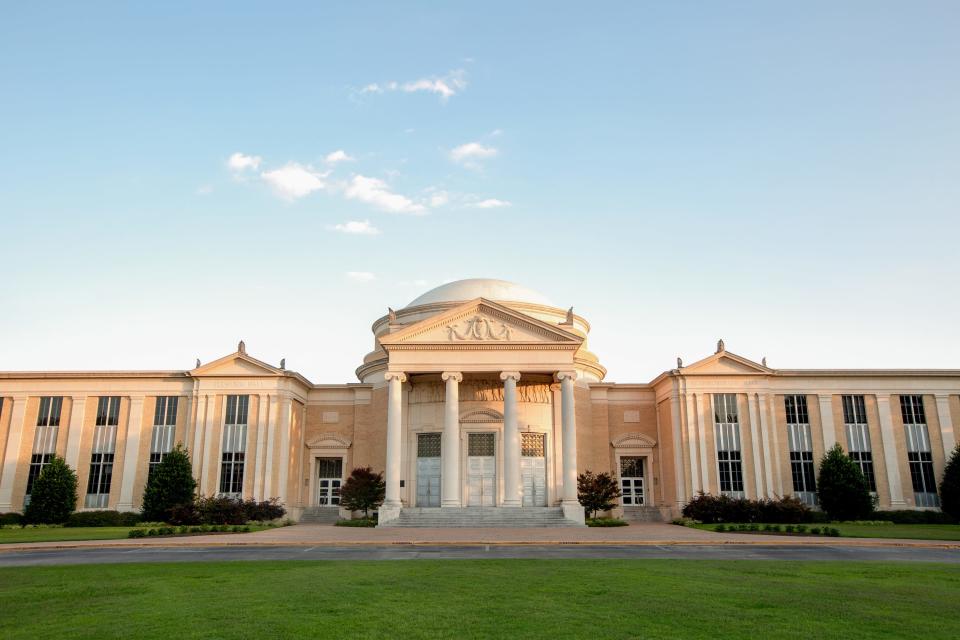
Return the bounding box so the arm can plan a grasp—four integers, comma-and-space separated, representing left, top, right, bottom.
1, 2, 959, 382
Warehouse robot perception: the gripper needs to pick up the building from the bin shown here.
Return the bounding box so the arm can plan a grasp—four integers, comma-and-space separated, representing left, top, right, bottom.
0, 279, 957, 525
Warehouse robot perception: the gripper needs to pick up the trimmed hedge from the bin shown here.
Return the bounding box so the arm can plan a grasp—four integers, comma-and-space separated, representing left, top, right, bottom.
873, 510, 957, 525
65, 510, 141, 528
586, 518, 629, 527
0, 512, 23, 526
682, 493, 813, 524
165, 497, 287, 526
335, 518, 377, 528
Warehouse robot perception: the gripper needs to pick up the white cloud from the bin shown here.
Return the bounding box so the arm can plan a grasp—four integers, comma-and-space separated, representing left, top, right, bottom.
344, 175, 425, 214
360, 69, 467, 102
227, 152, 262, 172
331, 220, 380, 235
196, 184, 214, 196
346, 271, 376, 283
450, 142, 498, 165
260, 163, 327, 200
473, 198, 512, 209
429, 191, 450, 207
325, 149, 354, 165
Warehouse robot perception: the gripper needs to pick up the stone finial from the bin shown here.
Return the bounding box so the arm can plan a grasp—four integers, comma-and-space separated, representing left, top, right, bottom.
677, 357, 683, 368
388, 307, 397, 323
280, 358, 286, 370
762, 357, 767, 367
195, 358, 201, 368
716, 338, 725, 353
238, 340, 246, 354
561, 307, 574, 325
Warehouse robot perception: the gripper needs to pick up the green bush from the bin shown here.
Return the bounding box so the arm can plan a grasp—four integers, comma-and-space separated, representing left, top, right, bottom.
938, 444, 960, 521
127, 529, 146, 538
196, 496, 247, 525
826, 527, 841, 537
241, 498, 286, 522
0, 512, 23, 526
339, 467, 386, 518
785, 525, 795, 533
585, 518, 628, 527
65, 510, 140, 527
577, 471, 622, 518
23, 456, 78, 524
810, 527, 821, 535
714, 524, 726, 532
334, 518, 377, 527
682, 493, 813, 524
141, 443, 196, 522
872, 510, 955, 524
796, 525, 808, 533
817, 444, 874, 521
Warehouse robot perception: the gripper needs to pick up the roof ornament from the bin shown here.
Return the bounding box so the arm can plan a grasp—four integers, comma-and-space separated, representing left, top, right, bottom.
716, 338, 725, 353
280, 358, 286, 370
195, 358, 201, 368
238, 340, 246, 354
388, 307, 397, 323
677, 357, 683, 368
762, 357, 767, 367
561, 307, 574, 326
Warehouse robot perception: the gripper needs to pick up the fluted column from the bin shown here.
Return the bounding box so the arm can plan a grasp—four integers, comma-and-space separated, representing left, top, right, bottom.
935, 394, 956, 459
557, 372, 584, 524
501, 371, 522, 507
877, 395, 906, 506
0, 396, 28, 511
441, 372, 463, 507
117, 396, 145, 511
383, 372, 406, 511
818, 394, 836, 450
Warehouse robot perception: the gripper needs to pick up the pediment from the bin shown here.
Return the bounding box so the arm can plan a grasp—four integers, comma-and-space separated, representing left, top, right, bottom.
306, 433, 352, 449
681, 351, 770, 375
461, 408, 504, 423
612, 432, 657, 448
190, 352, 283, 377
380, 298, 582, 348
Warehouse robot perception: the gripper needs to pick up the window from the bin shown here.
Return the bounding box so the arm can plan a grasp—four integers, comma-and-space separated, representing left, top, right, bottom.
785, 395, 816, 505
219, 395, 249, 497
901, 395, 939, 507
149, 397, 179, 478
619, 456, 644, 506
86, 397, 119, 508
842, 395, 876, 492
713, 394, 744, 497
25, 397, 63, 502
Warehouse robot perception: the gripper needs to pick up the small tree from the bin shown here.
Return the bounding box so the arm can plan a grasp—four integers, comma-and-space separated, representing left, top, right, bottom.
141, 443, 196, 522
23, 455, 78, 524
940, 444, 960, 521
338, 467, 385, 518
577, 470, 622, 518
817, 443, 874, 520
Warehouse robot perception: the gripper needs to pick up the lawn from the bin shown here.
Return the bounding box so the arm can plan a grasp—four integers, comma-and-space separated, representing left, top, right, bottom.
690, 523, 960, 541
0, 525, 274, 544
1, 560, 958, 639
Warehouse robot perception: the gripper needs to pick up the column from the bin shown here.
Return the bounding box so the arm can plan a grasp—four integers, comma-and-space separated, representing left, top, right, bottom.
0, 396, 28, 511
684, 393, 701, 494
381, 372, 406, 522
758, 393, 778, 496
253, 394, 268, 501
117, 396, 145, 511
191, 395, 208, 474
264, 394, 279, 499
696, 394, 709, 491
818, 395, 837, 450
556, 371, 584, 523
65, 396, 86, 470
200, 395, 217, 495
277, 394, 292, 503
501, 372, 522, 507
441, 372, 462, 508
935, 394, 956, 459
746, 394, 765, 498
877, 395, 906, 506
670, 393, 686, 507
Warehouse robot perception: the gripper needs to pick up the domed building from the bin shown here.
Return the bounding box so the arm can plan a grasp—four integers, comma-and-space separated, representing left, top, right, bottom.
0, 279, 958, 526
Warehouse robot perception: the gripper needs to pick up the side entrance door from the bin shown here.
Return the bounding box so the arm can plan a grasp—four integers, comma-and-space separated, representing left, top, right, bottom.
620, 456, 644, 506
467, 433, 496, 506
317, 457, 343, 507
521, 433, 547, 506
416, 432, 442, 507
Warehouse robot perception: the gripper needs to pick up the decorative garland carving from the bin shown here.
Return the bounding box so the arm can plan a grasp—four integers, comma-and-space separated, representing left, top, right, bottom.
306, 432, 352, 449
611, 432, 657, 448
446, 315, 513, 341
460, 409, 504, 423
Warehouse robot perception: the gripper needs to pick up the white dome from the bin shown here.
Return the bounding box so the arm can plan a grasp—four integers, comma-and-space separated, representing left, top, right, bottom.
406, 279, 554, 308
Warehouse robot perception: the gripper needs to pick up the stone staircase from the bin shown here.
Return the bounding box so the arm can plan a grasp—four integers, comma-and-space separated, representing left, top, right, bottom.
379, 507, 583, 528
298, 507, 342, 524
621, 506, 664, 523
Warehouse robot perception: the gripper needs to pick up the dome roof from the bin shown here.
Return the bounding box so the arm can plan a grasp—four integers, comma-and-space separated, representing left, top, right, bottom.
406, 279, 554, 308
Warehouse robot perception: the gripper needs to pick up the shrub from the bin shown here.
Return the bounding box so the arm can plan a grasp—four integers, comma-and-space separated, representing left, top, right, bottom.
682, 493, 813, 524
826, 527, 841, 537
196, 496, 246, 525
770, 524, 781, 532
810, 527, 821, 535
334, 518, 378, 527
141, 443, 196, 522
339, 467, 386, 518
577, 470, 622, 518
795, 524, 808, 533
873, 510, 956, 524
128, 529, 146, 538
714, 524, 726, 532
785, 525, 795, 533
166, 502, 201, 525
241, 498, 286, 522
817, 444, 874, 521
23, 455, 78, 524
758, 496, 812, 524
585, 518, 628, 527
65, 510, 141, 527
0, 513, 23, 526
940, 444, 960, 521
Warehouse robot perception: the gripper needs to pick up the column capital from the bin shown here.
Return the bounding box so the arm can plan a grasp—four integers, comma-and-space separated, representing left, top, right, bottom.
555, 371, 577, 383
441, 371, 463, 383
499, 371, 521, 382
384, 371, 407, 383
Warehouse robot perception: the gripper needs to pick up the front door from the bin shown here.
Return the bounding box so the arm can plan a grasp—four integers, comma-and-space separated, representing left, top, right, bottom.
620, 456, 644, 506
467, 433, 496, 506
317, 457, 343, 507
521, 433, 547, 506
416, 432, 442, 507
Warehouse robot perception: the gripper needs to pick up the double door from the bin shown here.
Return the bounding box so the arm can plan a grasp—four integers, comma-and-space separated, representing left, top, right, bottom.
467, 433, 496, 506
416, 433, 442, 507
521, 433, 547, 506
317, 457, 342, 507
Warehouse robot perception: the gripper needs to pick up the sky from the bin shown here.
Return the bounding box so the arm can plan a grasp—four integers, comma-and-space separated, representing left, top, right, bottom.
1, 2, 959, 383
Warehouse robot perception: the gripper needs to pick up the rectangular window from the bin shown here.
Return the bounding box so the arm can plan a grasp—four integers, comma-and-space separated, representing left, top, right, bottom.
785, 395, 817, 505
149, 396, 179, 479
86, 397, 120, 508
901, 395, 939, 507
219, 395, 249, 497
713, 394, 744, 497
842, 395, 876, 492
25, 397, 64, 502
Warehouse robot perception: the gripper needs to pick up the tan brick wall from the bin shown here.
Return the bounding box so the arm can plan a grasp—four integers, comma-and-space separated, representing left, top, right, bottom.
352, 387, 387, 473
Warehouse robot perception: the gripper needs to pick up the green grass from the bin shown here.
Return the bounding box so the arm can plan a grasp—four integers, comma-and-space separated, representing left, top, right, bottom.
690, 522, 960, 540
0, 524, 274, 544
0, 560, 958, 639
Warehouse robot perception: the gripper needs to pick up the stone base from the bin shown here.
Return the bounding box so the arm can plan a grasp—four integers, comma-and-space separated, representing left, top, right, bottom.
377, 504, 402, 526
562, 502, 586, 525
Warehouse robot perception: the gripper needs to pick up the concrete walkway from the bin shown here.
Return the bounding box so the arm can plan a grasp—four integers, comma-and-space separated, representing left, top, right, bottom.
1, 523, 958, 552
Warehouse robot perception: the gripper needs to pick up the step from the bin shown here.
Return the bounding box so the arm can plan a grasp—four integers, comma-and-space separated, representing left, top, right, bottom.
380, 507, 583, 528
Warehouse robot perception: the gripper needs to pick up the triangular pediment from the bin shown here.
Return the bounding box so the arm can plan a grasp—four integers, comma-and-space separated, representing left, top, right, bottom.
380, 298, 582, 348
190, 351, 283, 377
681, 351, 771, 375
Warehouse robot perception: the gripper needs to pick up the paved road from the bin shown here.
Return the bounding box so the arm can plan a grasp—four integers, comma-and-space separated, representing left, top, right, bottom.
1, 544, 958, 566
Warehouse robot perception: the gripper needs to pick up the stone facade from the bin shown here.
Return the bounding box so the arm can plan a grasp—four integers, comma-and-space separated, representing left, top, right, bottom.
0, 279, 957, 522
